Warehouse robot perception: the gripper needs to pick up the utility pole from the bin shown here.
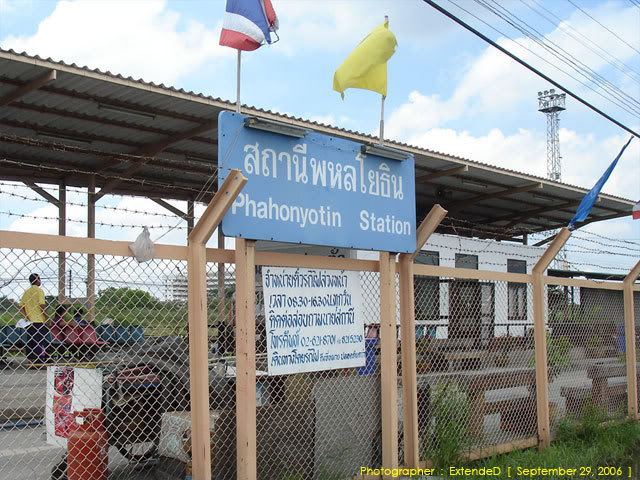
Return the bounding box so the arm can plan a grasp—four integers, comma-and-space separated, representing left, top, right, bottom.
538, 89, 568, 269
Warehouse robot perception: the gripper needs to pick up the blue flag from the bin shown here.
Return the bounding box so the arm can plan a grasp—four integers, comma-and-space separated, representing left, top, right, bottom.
568, 136, 633, 229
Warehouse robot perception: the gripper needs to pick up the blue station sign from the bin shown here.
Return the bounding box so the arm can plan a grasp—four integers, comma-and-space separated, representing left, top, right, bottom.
218, 112, 416, 253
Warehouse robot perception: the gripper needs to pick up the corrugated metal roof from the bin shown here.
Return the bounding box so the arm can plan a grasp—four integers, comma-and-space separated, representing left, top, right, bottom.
0, 48, 634, 239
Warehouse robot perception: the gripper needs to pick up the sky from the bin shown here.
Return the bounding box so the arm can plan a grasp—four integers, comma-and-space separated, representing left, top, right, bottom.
0, 0, 639, 274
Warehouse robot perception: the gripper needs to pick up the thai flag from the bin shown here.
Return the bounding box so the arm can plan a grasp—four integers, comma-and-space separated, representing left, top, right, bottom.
219, 0, 278, 51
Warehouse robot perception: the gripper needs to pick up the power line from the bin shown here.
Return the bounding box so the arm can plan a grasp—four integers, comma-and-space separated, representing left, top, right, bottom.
565, 0, 640, 55
450, 0, 640, 118
523, 0, 640, 83
473, 0, 640, 116
422, 0, 640, 138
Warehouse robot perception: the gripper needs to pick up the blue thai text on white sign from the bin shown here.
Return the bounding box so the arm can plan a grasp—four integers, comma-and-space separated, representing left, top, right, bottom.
262, 267, 365, 375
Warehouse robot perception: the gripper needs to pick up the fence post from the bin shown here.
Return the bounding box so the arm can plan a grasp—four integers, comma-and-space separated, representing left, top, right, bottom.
87, 175, 96, 323
235, 238, 257, 480
58, 180, 66, 302
398, 205, 447, 467
533, 227, 571, 449
187, 170, 246, 480
623, 260, 640, 420
380, 251, 398, 475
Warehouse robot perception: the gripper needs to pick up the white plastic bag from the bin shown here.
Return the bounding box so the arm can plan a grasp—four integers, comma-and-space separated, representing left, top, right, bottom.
16, 318, 32, 329
129, 227, 155, 263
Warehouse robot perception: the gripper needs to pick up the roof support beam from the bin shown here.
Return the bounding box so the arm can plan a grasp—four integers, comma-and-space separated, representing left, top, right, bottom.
415, 165, 468, 183
9, 101, 215, 146
484, 200, 578, 226
0, 70, 56, 107
95, 121, 216, 201
416, 192, 564, 229
23, 181, 59, 206
152, 198, 189, 221
446, 182, 543, 213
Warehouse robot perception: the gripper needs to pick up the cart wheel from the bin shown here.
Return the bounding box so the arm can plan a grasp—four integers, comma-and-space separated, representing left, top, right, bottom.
51, 455, 67, 480
117, 441, 158, 462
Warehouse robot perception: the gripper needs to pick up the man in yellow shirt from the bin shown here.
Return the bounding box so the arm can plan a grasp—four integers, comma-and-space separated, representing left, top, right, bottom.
19, 273, 49, 364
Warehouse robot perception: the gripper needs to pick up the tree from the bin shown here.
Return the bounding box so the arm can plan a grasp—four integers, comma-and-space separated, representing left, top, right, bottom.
97, 287, 157, 309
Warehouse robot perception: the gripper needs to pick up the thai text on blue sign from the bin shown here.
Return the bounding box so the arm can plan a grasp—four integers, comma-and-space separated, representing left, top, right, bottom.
262, 267, 365, 375
218, 112, 417, 253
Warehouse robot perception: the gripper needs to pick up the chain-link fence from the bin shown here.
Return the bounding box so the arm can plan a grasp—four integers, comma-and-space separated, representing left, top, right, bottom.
1, 240, 638, 480
0, 247, 237, 480
251, 269, 382, 480
413, 274, 536, 466
547, 284, 635, 432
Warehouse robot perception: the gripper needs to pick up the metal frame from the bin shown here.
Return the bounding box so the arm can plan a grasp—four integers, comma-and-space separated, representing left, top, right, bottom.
186, 169, 246, 480
1, 225, 639, 476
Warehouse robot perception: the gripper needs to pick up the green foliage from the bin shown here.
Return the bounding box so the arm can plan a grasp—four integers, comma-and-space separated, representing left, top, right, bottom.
280, 474, 304, 480
547, 334, 571, 367
464, 420, 640, 479
556, 402, 607, 442
0, 296, 17, 311
586, 335, 604, 349
425, 380, 471, 468
97, 287, 157, 309
529, 333, 570, 369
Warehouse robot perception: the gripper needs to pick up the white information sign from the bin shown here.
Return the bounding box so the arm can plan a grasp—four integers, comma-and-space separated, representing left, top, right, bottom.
262, 267, 365, 375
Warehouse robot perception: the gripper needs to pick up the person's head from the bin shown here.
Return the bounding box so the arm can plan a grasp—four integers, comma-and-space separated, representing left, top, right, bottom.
55, 305, 67, 318
28, 273, 41, 286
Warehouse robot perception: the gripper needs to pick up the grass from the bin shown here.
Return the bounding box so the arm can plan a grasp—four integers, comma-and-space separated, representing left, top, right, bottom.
424, 380, 472, 469
458, 419, 640, 479
1, 298, 230, 337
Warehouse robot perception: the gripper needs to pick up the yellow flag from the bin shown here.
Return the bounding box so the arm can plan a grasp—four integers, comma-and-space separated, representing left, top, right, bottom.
333, 18, 397, 98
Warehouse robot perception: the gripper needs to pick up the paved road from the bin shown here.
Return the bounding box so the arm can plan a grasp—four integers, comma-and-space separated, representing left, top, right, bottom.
0, 426, 156, 480
0, 369, 46, 421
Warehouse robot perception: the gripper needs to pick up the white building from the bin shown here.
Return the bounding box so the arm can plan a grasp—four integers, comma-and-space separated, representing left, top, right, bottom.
258, 235, 544, 340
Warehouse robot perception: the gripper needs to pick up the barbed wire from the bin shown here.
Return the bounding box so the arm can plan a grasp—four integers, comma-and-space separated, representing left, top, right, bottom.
0, 187, 195, 220
572, 229, 640, 247
0, 210, 188, 230
0, 156, 211, 195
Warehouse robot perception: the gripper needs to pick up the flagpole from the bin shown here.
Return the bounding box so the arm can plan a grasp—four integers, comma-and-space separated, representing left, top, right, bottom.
379, 95, 385, 143
379, 15, 389, 144
236, 49, 241, 113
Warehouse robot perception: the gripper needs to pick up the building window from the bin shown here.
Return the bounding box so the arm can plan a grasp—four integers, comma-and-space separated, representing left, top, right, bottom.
415, 250, 440, 266
455, 253, 478, 270
507, 259, 527, 320
415, 251, 440, 321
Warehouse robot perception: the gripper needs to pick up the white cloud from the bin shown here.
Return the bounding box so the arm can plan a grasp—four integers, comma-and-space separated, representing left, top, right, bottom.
387, 1, 639, 137
272, 0, 454, 55
0, 0, 231, 84
402, 124, 639, 200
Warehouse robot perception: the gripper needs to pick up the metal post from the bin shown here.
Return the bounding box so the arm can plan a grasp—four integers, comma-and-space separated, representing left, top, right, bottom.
533, 227, 571, 449
379, 95, 386, 143
623, 261, 640, 420
380, 251, 398, 474
236, 50, 242, 113
87, 176, 96, 322
398, 205, 447, 467
217, 228, 226, 327
235, 238, 257, 480
187, 199, 195, 235
187, 170, 246, 480
187, 242, 210, 479
58, 180, 66, 303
